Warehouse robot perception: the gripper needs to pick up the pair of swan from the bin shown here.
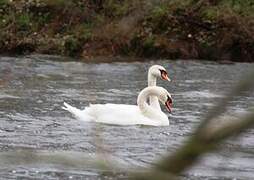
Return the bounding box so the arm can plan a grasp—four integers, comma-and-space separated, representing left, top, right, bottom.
62, 65, 173, 126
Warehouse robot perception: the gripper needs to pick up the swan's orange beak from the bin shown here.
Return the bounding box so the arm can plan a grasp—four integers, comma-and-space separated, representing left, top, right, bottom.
161, 71, 171, 82
165, 97, 173, 113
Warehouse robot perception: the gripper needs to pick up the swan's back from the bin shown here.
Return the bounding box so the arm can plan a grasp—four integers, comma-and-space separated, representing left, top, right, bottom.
86, 104, 143, 125
85, 103, 168, 126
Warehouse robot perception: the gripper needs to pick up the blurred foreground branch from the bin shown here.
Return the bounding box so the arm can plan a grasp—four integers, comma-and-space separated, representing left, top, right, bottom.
132, 70, 254, 180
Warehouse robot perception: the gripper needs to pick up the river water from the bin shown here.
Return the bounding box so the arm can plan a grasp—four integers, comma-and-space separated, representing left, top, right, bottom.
0, 55, 253, 179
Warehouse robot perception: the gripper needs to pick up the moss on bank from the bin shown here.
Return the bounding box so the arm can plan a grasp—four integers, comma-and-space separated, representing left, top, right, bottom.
0, 0, 253, 61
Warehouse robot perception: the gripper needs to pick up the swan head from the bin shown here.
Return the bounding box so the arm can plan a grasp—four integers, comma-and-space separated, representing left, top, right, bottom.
158, 88, 173, 113
149, 65, 171, 82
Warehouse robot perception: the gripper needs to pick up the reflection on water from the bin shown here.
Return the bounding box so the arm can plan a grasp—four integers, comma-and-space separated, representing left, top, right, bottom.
0, 55, 253, 179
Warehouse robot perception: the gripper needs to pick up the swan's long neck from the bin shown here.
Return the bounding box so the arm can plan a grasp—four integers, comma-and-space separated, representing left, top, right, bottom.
148, 70, 156, 86
148, 70, 161, 110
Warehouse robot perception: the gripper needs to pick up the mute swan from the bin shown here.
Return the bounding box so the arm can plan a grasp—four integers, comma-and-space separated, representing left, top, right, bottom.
148, 65, 171, 110
62, 86, 173, 126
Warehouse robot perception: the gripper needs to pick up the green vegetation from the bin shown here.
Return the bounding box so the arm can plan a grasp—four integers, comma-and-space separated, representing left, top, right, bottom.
0, 0, 253, 61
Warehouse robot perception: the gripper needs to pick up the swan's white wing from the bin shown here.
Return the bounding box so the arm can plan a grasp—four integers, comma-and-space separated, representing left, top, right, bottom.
85, 103, 163, 126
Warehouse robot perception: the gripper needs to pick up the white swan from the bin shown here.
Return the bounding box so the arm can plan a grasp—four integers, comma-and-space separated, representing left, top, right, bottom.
148, 65, 171, 110
62, 86, 173, 126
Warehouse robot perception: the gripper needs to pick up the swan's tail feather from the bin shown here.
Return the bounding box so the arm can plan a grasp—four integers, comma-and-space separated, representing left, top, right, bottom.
62, 102, 93, 122
62, 102, 82, 117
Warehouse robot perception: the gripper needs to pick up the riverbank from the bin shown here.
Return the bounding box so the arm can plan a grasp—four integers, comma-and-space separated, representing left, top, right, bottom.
0, 0, 253, 62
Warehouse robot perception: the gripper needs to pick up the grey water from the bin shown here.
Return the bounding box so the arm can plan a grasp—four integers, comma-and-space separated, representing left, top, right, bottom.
0, 55, 253, 179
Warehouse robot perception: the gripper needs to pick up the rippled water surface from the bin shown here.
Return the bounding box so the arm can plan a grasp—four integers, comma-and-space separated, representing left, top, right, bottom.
0, 55, 253, 179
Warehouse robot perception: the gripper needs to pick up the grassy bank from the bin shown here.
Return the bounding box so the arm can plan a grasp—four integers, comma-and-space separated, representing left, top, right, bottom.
0, 0, 253, 62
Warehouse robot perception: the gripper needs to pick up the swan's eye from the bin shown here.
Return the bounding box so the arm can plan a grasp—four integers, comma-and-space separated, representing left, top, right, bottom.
165, 95, 173, 113
159, 69, 170, 81
159, 69, 167, 76
167, 95, 172, 103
